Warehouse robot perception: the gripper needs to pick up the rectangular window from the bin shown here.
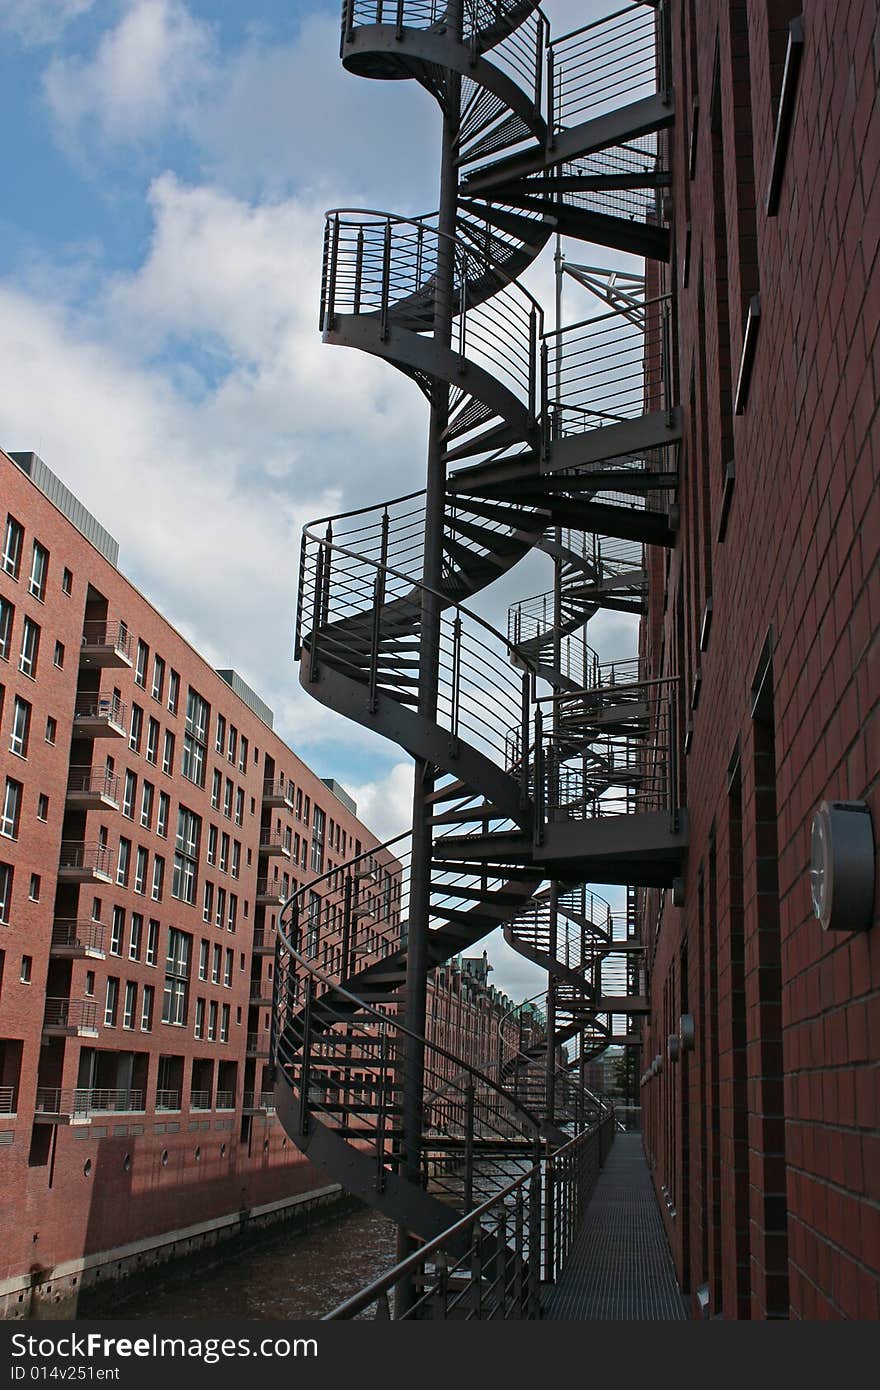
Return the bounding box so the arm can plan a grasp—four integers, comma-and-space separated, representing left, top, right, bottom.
123, 981, 137, 1029
152, 855, 164, 901
220, 832, 229, 874
62, 566, 73, 595
45, 715, 56, 745
215, 713, 226, 755
162, 730, 175, 775
122, 769, 136, 818
146, 717, 159, 765
134, 845, 148, 894
199, 939, 209, 981
172, 806, 200, 904
53, 639, 64, 668
224, 948, 233, 987
37, 794, 49, 821
141, 984, 154, 1031
10, 697, 30, 758
228, 894, 237, 933
239, 737, 248, 773
231, 841, 241, 880
234, 787, 244, 826
208, 1000, 217, 1042
157, 791, 169, 838
215, 886, 226, 931
29, 542, 48, 601
110, 906, 124, 955
194, 997, 205, 1040
310, 805, 325, 873
182, 687, 209, 788
129, 912, 143, 960
20, 954, 32, 983
105, 977, 119, 1026
116, 837, 131, 887
0, 862, 12, 923
168, 669, 179, 714
207, 824, 218, 866
203, 880, 214, 923
29, 872, 40, 901
19, 616, 40, 678
129, 704, 143, 754
212, 943, 221, 984
134, 640, 148, 688
162, 927, 191, 1025
141, 780, 154, 829
0, 596, 13, 660
146, 919, 159, 967
223, 779, 233, 819
2, 515, 23, 579
151, 655, 165, 702
1, 779, 22, 839
227, 725, 237, 765
211, 768, 221, 809
220, 1003, 229, 1043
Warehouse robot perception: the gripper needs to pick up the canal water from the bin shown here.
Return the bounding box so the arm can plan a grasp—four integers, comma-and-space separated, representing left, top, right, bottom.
92, 1206, 398, 1321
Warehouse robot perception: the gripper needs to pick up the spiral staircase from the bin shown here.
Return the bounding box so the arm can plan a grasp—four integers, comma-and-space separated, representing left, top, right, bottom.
272, 0, 685, 1312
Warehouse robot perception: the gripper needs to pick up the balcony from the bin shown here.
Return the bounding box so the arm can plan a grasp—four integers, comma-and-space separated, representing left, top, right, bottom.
190, 1090, 212, 1111
155, 1089, 181, 1111
50, 920, 106, 960
72, 692, 127, 739
0, 1086, 16, 1117
259, 831, 291, 859
42, 997, 100, 1039
79, 621, 133, 670
255, 879, 284, 908
216, 1090, 235, 1111
250, 979, 273, 1007
33, 1088, 91, 1126
66, 766, 120, 811
252, 926, 276, 955
242, 1091, 275, 1114
246, 1032, 271, 1059
77, 1088, 144, 1114
262, 777, 295, 810
57, 841, 113, 885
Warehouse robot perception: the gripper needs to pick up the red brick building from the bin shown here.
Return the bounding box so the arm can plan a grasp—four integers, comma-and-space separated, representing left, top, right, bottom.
0, 447, 394, 1315
640, 1, 879, 1319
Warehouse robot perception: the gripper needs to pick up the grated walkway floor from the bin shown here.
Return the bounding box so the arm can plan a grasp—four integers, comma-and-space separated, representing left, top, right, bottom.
543, 1133, 689, 1320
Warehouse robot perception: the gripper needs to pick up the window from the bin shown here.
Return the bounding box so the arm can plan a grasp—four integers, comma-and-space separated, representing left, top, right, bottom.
310, 806, 326, 873
134, 846, 148, 895
53, 639, 64, 668
199, 939, 209, 981
62, 566, 73, 596
228, 894, 237, 933
129, 913, 143, 960
10, 697, 30, 758
146, 919, 159, 967
215, 886, 226, 931
122, 770, 136, 818
162, 730, 175, 775
151, 654, 165, 702
129, 704, 143, 754
110, 907, 124, 955
2, 516, 23, 579
211, 768, 221, 809
141, 781, 154, 829
227, 725, 237, 765
224, 948, 233, 987
167, 669, 179, 714
239, 737, 248, 773
203, 880, 214, 923
182, 687, 209, 788
37, 794, 49, 821
28, 542, 48, 600
146, 717, 159, 765
220, 833, 229, 874
105, 977, 119, 1026
1, 779, 22, 839
172, 807, 200, 904
207, 824, 218, 866
220, 1003, 229, 1043
152, 855, 164, 901
141, 984, 154, 1031
208, 1000, 218, 1042
194, 997, 205, 1040
29, 873, 40, 901
44, 716, 56, 745
157, 791, 169, 838
234, 787, 244, 827
215, 713, 226, 755
19, 616, 40, 678
0, 597, 12, 660
116, 838, 131, 887
212, 943, 221, 984
223, 779, 233, 819
0, 863, 12, 923
85, 970, 95, 996
134, 640, 148, 688
123, 981, 137, 1029
162, 928, 191, 1025
231, 841, 241, 880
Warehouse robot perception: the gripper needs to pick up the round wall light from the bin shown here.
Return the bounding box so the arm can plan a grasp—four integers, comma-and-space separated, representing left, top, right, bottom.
668, 1034, 681, 1063
680, 1014, 695, 1052
810, 800, 875, 932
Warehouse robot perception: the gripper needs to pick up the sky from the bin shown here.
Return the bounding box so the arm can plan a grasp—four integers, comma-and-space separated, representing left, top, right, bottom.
0, 0, 635, 997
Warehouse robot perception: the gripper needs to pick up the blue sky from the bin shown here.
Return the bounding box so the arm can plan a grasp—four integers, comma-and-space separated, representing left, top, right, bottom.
0, 0, 632, 995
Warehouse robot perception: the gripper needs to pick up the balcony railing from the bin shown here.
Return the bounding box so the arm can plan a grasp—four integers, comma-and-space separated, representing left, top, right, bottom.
252, 927, 277, 952
34, 1088, 143, 1117
43, 997, 99, 1032
0, 1086, 16, 1114
250, 979, 272, 1002
155, 1089, 181, 1111
259, 831, 291, 856
58, 841, 113, 879
80, 621, 133, 662
255, 879, 284, 903
190, 1090, 212, 1110
262, 777, 294, 807
242, 1091, 275, 1112
66, 766, 120, 802
246, 1032, 269, 1054
215, 1090, 235, 1110
51, 920, 106, 955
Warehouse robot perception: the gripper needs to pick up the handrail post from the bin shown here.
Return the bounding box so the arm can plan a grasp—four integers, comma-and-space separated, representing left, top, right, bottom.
381, 219, 392, 341
376, 1022, 389, 1191
354, 226, 364, 314
327, 213, 340, 328
342, 874, 353, 979
464, 1080, 475, 1212
450, 612, 462, 753
543, 1151, 555, 1284
546, 45, 556, 148
519, 670, 530, 806
528, 306, 537, 425
298, 976, 314, 1137
308, 544, 325, 683
533, 705, 545, 846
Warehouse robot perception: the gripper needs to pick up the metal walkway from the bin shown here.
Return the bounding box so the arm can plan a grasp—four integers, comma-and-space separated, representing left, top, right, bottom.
543, 1133, 689, 1319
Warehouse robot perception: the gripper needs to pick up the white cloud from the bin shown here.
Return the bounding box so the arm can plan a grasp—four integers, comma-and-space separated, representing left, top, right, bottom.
346, 761, 414, 845
0, 0, 93, 45
43, 0, 213, 147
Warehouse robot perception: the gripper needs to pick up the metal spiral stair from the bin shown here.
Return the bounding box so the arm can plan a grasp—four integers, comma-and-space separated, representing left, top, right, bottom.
272, 0, 684, 1288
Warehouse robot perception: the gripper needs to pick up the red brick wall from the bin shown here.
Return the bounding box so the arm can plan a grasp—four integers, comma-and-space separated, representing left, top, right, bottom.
642, 0, 879, 1319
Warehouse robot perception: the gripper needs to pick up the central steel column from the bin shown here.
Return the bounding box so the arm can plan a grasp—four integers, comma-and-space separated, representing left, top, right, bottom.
396, 3, 463, 1312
